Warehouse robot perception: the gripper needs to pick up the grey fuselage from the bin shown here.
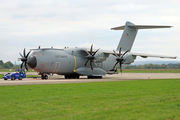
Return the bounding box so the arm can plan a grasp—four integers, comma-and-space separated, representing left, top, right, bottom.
28, 47, 117, 76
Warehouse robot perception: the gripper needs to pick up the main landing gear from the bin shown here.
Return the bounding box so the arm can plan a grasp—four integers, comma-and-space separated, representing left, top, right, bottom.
41, 74, 48, 80
64, 75, 102, 79
87, 76, 102, 79
64, 74, 80, 79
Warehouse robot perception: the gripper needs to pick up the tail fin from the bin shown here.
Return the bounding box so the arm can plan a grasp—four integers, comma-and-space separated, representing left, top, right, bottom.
111, 21, 172, 52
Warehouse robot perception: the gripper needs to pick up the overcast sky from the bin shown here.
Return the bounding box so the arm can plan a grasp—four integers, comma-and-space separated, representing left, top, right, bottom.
0, 0, 179, 64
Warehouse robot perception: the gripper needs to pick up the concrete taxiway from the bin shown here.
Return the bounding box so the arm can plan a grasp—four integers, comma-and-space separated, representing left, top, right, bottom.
0, 72, 180, 86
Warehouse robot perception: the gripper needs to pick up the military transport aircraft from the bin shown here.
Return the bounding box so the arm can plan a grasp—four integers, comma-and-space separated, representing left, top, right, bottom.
19, 21, 176, 79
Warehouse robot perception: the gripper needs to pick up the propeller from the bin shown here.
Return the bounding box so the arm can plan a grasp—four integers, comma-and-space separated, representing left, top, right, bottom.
19, 48, 31, 71
113, 46, 129, 74
84, 44, 99, 70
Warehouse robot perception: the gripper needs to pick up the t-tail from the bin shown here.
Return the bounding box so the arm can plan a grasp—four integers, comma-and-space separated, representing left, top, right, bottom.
111, 21, 172, 52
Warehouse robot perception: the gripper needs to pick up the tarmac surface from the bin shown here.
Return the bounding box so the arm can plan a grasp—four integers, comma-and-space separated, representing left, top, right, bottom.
1, 72, 180, 86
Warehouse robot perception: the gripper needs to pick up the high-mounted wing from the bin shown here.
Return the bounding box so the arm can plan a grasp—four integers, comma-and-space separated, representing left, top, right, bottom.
101, 50, 176, 59
131, 52, 177, 59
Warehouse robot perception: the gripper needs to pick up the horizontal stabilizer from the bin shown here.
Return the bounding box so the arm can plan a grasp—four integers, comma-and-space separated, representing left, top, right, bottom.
111, 22, 172, 30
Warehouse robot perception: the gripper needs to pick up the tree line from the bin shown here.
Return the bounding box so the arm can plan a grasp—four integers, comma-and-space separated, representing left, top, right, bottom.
122, 63, 180, 69
0, 60, 19, 69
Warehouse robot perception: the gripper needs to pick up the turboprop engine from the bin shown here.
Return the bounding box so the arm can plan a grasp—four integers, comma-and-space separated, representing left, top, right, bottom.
122, 53, 136, 64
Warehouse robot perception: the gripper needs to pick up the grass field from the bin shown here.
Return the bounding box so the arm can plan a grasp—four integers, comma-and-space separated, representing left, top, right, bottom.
0, 79, 180, 120
0, 74, 3, 78
120, 69, 180, 73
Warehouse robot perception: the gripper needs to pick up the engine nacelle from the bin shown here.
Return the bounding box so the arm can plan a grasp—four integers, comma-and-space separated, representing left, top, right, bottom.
95, 52, 109, 62
122, 53, 136, 64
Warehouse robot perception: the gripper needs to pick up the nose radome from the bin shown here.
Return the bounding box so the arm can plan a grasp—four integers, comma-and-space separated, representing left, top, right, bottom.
27, 56, 37, 68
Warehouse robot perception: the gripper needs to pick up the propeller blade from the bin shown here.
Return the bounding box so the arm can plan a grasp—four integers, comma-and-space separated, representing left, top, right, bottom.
113, 61, 119, 69
121, 50, 129, 58
113, 46, 127, 74
84, 60, 89, 67
25, 62, 28, 71
90, 44, 93, 55
119, 46, 122, 57
23, 48, 26, 57
113, 50, 119, 57
38, 45, 41, 49
119, 61, 122, 74
90, 61, 93, 70
19, 53, 23, 58
84, 44, 99, 70
85, 48, 91, 55
26, 50, 31, 58
21, 62, 24, 69
92, 48, 99, 56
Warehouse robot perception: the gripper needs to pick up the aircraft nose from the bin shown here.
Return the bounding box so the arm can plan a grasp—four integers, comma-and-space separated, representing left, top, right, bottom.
27, 56, 37, 69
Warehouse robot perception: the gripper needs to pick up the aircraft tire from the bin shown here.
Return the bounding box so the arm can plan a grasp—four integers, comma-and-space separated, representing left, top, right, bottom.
44, 75, 48, 80
65, 75, 71, 79
41, 75, 44, 79
98, 76, 102, 79
87, 76, 93, 79
65, 75, 79, 79
65, 75, 68, 79
41, 75, 48, 80
87, 76, 102, 79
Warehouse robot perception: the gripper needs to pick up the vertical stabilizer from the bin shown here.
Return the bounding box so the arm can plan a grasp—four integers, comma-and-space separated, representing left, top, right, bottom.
111, 21, 172, 52
114, 21, 137, 52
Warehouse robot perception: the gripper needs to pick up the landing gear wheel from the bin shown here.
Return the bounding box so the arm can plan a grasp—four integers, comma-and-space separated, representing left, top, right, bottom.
87, 76, 91, 79
41, 75, 48, 80
44, 75, 48, 79
65, 75, 79, 79
98, 76, 102, 79
65, 75, 68, 79
41, 75, 44, 79
87, 76, 102, 79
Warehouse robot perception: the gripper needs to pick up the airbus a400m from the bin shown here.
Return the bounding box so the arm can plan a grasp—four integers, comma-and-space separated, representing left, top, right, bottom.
19, 21, 176, 79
